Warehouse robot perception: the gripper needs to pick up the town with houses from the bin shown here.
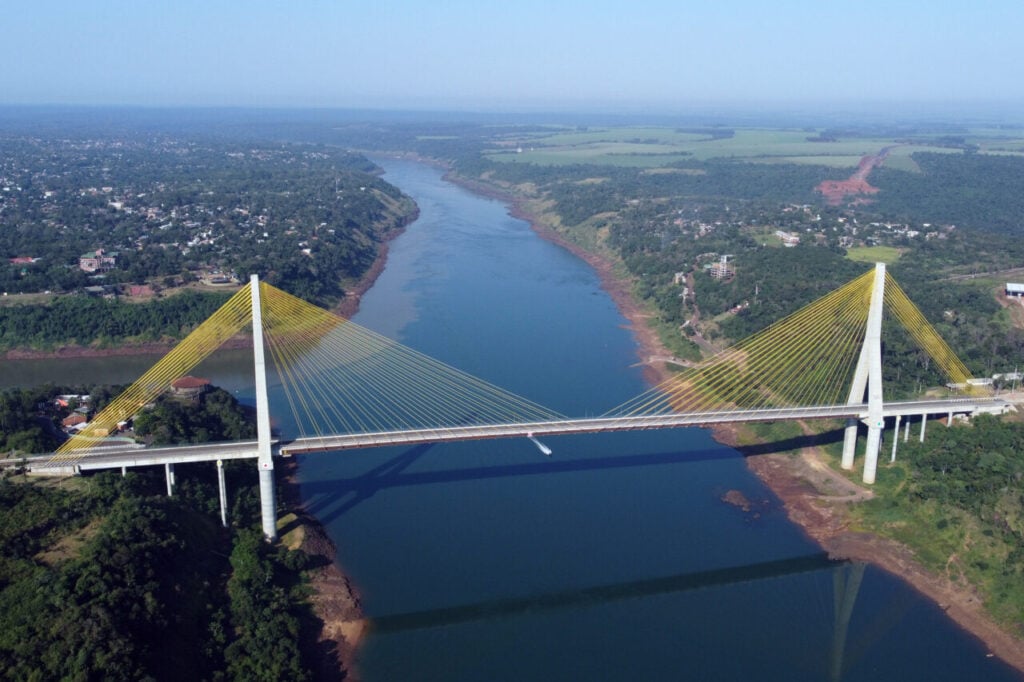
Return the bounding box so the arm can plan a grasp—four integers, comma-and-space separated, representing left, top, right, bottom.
40, 375, 215, 444
0, 134, 409, 302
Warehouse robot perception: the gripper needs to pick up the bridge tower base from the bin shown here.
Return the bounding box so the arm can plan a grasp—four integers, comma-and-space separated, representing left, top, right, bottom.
251, 275, 278, 541
840, 263, 886, 484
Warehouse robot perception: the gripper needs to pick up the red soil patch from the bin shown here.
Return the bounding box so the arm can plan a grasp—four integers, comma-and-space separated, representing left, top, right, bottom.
815, 146, 896, 206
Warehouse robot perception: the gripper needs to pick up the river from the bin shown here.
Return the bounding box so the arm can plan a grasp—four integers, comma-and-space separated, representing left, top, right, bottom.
298, 160, 1022, 681
6, 159, 1020, 681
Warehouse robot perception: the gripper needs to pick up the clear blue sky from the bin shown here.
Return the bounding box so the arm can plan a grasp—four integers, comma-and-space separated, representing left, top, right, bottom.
2, 0, 1022, 112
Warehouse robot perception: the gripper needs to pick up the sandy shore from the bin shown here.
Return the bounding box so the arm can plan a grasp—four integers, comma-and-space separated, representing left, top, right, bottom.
461, 172, 1024, 675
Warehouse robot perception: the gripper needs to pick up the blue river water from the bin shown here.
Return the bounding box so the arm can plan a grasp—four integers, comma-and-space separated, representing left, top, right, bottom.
291, 160, 1022, 681
3, 159, 1016, 680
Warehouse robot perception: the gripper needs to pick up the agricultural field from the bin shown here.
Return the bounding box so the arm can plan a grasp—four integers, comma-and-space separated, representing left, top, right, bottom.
488, 143, 696, 167
485, 126, 1024, 170
963, 129, 1024, 156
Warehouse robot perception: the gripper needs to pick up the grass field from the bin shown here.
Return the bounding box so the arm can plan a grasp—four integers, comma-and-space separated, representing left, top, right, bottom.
747, 154, 866, 168
487, 126, 967, 169
881, 145, 964, 172
845, 245, 902, 264
744, 226, 787, 246
0, 291, 55, 306
487, 148, 695, 167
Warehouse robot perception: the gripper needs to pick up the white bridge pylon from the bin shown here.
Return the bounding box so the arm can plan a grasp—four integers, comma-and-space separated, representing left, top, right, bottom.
251, 274, 278, 541
841, 263, 886, 484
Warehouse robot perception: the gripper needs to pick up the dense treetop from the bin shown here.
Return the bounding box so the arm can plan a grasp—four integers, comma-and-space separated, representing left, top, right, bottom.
0, 382, 322, 680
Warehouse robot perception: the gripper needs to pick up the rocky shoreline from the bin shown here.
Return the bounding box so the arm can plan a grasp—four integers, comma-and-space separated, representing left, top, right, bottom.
278, 458, 365, 681
277, 200, 419, 680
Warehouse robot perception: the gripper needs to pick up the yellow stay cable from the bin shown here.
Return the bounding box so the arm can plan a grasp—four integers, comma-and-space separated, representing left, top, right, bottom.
49, 285, 255, 464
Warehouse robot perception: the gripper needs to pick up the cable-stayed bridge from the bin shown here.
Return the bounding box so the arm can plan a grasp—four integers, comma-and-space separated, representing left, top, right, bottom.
30, 263, 1009, 540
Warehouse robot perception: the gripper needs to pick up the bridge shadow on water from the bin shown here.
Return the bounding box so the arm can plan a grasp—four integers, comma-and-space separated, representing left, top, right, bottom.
301, 444, 734, 523
298, 428, 844, 523
300, 443, 435, 521
367, 552, 838, 633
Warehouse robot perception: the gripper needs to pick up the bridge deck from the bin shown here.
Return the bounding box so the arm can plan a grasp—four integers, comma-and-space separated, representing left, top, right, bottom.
17, 397, 1005, 472
280, 398, 1003, 455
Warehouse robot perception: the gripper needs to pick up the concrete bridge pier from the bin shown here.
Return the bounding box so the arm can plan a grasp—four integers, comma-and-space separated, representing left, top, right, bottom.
165, 462, 175, 496
919, 414, 927, 442
258, 466, 276, 539
863, 425, 882, 484
890, 415, 901, 462
217, 459, 228, 528
840, 418, 859, 471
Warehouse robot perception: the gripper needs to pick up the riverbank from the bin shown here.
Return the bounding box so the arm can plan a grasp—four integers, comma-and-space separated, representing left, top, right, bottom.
272, 200, 419, 682
454, 171, 1024, 675
333, 208, 418, 320
1, 336, 260, 361
276, 186, 418, 681
727, 427, 1024, 674
278, 458, 365, 681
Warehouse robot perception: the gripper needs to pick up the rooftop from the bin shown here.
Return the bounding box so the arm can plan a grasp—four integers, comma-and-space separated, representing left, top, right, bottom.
170, 376, 211, 390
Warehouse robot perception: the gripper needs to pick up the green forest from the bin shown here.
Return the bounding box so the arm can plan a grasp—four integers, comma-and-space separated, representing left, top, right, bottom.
0, 290, 232, 351
873, 153, 1024, 235
0, 385, 327, 680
